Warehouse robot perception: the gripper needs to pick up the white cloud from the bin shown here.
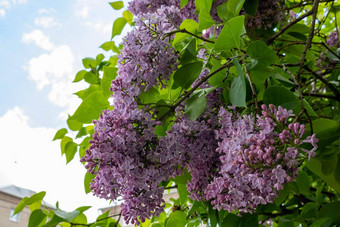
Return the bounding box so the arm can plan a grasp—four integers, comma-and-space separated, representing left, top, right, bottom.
38, 8, 53, 14
0, 0, 10, 8
11, 0, 27, 4
0, 107, 109, 221
77, 5, 88, 18
22, 29, 54, 51
85, 21, 111, 35
34, 16, 58, 28
27, 45, 74, 90
0, 8, 5, 17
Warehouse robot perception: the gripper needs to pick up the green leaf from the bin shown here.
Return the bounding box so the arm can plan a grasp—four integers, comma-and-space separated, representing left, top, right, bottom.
71, 213, 87, 225
227, 0, 245, 17
44, 215, 64, 227
67, 116, 83, 131
139, 87, 160, 104
82, 57, 97, 69
172, 170, 191, 185
60, 136, 73, 155
28, 209, 46, 227
263, 86, 299, 110
173, 19, 198, 45
76, 127, 87, 139
84, 171, 96, 194
178, 184, 188, 205
111, 17, 127, 39
69, 91, 109, 124
321, 154, 338, 175
296, 171, 310, 195
100, 41, 120, 53
14, 191, 46, 215
96, 54, 104, 65
109, 1, 124, 10
307, 158, 340, 193
13, 197, 28, 215
229, 59, 246, 107
76, 206, 92, 213
84, 72, 99, 84
180, 0, 189, 8
102, 66, 117, 96
74, 85, 102, 100
214, 15, 245, 52
53, 128, 68, 141
166, 211, 187, 227
246, 40, 278, 70
311, 118, 340, 149
185, 91, 207, 120
243, 0, 258, 16
300, 203, 318, 220
222, 213, 241, 227
55, 209, 81, 222
123, 10, 133, 25
180, 38, 197, 65
239, 213, 258, 227
217, 2, 229, 22
73, 70, 87, 82
173, 61, 203, 89
208, 204, 218, 227
317, 202, 340, 225
198, 10, 216, 31
64, 142, 77, 164
195, 0, 212, 12
208, 58, 228, 87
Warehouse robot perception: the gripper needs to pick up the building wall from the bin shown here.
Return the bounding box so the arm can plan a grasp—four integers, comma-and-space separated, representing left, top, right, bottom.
0, 192, 30, 227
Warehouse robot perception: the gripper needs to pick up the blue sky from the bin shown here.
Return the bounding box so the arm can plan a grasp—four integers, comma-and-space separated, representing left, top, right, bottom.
0, 0, 129, 221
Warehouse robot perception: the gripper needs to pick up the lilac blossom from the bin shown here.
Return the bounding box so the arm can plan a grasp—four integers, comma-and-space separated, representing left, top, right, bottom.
205, 105, 318, 212
326, 32, 338, 47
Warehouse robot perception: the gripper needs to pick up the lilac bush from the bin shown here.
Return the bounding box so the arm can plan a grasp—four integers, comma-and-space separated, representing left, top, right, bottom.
79, 0, 319, 225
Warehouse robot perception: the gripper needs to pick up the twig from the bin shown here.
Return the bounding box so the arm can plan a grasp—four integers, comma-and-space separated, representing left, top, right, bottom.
114, 212, 122, 227
282, 64, 314, 133
297, 0, 320, 79
157, 61, 234, 121
303, 66, 340, 100
245, 68, 258, 111
320, 42, 340, 59
302, 92, 338, 100
163, 29, 214, 43
266, 10, 314, 45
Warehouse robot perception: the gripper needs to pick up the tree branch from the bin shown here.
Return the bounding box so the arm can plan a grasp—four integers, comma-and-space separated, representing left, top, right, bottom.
303, 66, 340, 100
163, 29, 215, 43
302, 92, 338, 100
282, 64, 314, 133
157, 61, 234, 121
297, 0, 320, 78
266, 10, 314, 45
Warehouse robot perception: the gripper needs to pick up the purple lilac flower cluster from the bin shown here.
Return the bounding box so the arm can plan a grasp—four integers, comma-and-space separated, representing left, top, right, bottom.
128, 0, 197, 21
326, 32, 339, 47
81, 0, 318, 225
246, 0, 287, 30
81, 3, 183, 225
205, 104, 318, 212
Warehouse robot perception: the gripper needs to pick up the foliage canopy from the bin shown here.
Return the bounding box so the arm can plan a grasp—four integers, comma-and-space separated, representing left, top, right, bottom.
16, 0, 340, 226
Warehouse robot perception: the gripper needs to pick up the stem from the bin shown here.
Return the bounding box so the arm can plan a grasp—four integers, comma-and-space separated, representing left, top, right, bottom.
157, 61, 234, 121
163, 29, 214, 43
245, 68, 258, 111
303, 66, 340, 100
297, 0, 320, 79
266, 10, 314, 45
302, 92, 338, 100
282, 64, 314, 134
